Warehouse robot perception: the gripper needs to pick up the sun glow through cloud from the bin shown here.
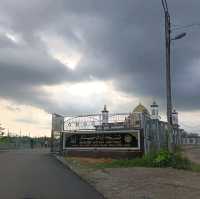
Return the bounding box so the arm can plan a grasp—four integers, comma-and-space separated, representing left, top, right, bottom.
41, 80, 139, 114
40, 33, 82, 70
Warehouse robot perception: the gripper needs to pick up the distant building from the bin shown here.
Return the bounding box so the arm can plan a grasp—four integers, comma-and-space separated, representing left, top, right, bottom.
182, 133, 200, 145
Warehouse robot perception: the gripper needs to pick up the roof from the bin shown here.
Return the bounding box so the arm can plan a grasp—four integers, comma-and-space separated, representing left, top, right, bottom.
133, 103, 150, 115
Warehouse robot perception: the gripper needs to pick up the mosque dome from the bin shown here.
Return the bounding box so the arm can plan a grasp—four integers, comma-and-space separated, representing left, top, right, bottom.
133, 103, 150, 115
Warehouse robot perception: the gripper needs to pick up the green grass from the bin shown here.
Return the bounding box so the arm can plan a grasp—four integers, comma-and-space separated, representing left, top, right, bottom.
91, 149, 200, 172
65, 148, 200, 173
191, 163, 200, 172
0, 137, 10, 144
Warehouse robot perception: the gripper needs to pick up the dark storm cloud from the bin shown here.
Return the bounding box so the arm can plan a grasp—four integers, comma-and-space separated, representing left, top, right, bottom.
0, 0, 199, 113
67, 0, 200, 111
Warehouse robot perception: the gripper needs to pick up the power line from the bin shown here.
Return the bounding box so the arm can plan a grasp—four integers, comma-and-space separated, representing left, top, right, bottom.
164, 0, 168, 11
161, 0, 169, 13
172, 23, 200, 31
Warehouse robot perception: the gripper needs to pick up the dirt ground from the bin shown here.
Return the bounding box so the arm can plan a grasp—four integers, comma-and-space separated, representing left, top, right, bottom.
70, 157, 113, 164
88, 167, 200, 199
64, 146, 200, 199
182, 145, 200, 164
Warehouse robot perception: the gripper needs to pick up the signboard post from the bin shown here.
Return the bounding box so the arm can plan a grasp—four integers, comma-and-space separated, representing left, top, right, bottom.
51, 113, 64, 153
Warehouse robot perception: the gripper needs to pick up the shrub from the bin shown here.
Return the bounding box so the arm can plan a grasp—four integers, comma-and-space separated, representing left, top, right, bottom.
92, 149, 195, 171
153, 149, 172, 167
151, 149, 192, 170
124, 149, 192, 170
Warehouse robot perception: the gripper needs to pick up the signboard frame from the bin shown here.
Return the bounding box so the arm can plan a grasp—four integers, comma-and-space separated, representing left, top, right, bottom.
62, 129, 141, 151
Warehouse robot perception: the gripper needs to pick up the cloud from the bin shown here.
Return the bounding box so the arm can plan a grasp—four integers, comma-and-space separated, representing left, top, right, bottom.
0, 0, 199, 117
0, 99, 51, 136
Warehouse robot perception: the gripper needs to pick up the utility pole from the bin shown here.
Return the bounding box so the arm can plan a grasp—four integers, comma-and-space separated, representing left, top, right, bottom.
161, 0, 186, 126
162, 0, 173, 125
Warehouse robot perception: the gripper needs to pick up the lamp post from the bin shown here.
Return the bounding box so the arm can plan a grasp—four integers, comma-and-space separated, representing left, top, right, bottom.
161, 0, 186, 126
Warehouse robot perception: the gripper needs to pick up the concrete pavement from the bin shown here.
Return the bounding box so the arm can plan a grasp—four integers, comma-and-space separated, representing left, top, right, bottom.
0, 149, 104, 199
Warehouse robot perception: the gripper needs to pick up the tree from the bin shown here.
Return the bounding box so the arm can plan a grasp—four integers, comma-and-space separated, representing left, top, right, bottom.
0, 123, 5, 137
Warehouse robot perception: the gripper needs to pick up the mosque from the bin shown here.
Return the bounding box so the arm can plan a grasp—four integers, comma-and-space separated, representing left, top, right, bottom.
98, 102, 182, 154
100, 101, 179, 130
52, 101, 183, 156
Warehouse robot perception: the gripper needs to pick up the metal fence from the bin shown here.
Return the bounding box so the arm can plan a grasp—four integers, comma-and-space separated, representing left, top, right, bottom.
51, 112, 186, 154
143, 118, 184, 153
0, 137, 47, 150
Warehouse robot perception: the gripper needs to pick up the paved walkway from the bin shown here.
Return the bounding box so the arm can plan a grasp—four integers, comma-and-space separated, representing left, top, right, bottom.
0, 149, 104, 199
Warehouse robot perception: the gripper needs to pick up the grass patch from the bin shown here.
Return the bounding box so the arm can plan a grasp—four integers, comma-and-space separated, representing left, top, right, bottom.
0, 137, 10, 144
191, 163, 200, 172
64, 149, 200, 173
84, 149, 200, 172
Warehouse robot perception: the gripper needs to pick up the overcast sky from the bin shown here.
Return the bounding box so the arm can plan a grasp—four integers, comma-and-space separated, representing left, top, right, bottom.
0, 0, 199, 136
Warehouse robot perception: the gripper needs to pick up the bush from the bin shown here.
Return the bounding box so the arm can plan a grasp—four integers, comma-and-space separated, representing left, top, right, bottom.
153, 149, 172, 167
151, 149, 192, 170
113, 149, 193, 170
92, 149, 195, 171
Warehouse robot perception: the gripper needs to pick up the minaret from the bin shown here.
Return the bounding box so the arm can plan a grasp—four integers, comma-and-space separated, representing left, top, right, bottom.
102, 105, 109, 125
172, 109, 178, 126
150, 101, 159, 120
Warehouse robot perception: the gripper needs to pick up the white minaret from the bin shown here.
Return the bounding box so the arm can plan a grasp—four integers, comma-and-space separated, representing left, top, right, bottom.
172, 109, 178, 126
102, 105, 109, 125
150, 101, 159, 120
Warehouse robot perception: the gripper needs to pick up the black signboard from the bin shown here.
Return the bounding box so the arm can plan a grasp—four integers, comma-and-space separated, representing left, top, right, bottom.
65, 132, 139, 148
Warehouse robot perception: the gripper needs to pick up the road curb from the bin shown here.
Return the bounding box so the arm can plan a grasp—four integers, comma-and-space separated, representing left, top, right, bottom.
54, 155, 106, 199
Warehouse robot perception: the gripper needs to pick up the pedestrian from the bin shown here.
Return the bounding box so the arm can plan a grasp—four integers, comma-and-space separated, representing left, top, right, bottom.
44, 140, 48, 148
30, 139, 34, 149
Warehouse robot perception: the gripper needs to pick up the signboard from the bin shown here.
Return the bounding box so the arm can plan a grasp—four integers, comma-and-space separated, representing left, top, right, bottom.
64, 131, 140, 149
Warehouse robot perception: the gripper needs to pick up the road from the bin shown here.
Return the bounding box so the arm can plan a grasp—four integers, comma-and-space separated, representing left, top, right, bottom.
0, 149, 104, 199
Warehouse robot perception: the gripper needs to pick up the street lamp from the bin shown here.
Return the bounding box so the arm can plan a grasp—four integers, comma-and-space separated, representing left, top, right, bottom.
171, 32, 186, 41
161, 0, 186, 126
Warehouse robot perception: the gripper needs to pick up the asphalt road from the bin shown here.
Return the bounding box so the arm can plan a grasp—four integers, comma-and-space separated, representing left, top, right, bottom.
0, 149, 104, 199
